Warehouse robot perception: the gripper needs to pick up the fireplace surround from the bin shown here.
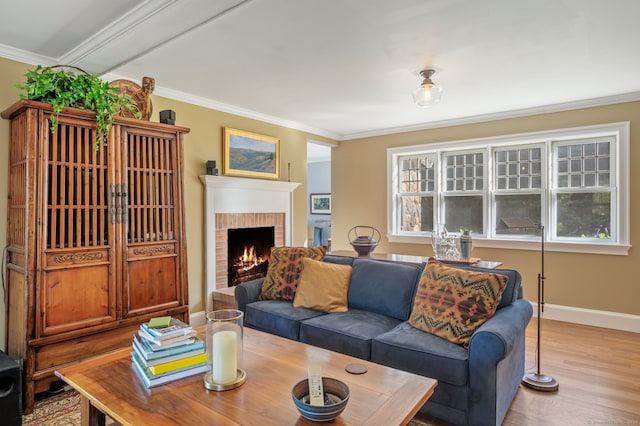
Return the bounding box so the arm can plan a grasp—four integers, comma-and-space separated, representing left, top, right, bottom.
200, 175, 300, 312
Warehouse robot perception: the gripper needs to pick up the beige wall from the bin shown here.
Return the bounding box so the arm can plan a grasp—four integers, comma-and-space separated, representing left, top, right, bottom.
0, 57, 335, 349
332, 102, 640, 317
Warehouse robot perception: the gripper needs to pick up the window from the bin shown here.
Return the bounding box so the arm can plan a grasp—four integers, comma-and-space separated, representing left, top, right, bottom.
553, 137, 614, 240
387, 123, 630, 255
494, 146, 542, 237
443, 152, 484, 234
398, 155, 435, 232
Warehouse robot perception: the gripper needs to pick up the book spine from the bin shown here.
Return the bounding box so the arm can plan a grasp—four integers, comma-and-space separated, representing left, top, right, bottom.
146, 352, 209, 376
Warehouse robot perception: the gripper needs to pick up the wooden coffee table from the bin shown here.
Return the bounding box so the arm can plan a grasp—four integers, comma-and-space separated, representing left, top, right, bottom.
55, 327, 437, 425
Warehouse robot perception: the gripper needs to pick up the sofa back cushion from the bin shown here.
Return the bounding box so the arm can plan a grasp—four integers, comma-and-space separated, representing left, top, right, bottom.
457, 264, 522, 309
348, 258, 423, 320
323, 255, 355, 265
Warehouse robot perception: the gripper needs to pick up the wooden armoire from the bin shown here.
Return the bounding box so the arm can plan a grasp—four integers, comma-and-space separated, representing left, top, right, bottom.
1, 100, 190, 413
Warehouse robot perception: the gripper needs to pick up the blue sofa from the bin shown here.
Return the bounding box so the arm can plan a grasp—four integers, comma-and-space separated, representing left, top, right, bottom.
235, 255, 532, 426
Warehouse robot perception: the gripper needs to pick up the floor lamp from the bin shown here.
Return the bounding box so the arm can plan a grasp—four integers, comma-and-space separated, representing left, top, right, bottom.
521, 225, 559, 392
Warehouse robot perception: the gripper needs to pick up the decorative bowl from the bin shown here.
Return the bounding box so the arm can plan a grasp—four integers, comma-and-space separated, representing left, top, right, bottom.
291, 377, 350, 422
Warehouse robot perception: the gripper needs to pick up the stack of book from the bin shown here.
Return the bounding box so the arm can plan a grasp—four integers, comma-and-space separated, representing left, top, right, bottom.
131, 317, 208, 388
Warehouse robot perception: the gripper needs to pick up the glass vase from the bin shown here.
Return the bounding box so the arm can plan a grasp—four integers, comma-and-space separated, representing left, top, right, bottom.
203, 309, 246, 391
431, 223, 447, 258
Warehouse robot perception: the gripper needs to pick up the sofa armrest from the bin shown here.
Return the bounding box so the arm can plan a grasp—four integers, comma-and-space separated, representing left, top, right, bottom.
469, 299, 532, 360
234, 278, 264, 313
467, 299, 533, 426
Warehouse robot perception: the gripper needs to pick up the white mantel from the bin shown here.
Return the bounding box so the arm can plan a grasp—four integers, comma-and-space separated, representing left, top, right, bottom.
199, 175, 301, 312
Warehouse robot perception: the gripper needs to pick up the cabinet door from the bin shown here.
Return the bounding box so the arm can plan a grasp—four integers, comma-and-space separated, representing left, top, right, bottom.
120, 126, 185, 317
39, 114, 118, 336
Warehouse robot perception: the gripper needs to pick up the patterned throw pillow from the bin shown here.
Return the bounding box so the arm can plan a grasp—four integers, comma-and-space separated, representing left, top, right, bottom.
408, 259, 507, 347
259, 246, 327, 301
293, 258, 352, 313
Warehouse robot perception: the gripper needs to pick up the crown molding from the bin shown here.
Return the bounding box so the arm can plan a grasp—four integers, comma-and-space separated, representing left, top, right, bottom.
341, 91, 640, 140
149, 86, 640, 142
0, 43, 56, 67
149, 84, 343, 141
57, 0, 178, 69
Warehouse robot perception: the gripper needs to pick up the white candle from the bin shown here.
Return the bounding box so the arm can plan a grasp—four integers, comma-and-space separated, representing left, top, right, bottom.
213, 330, 237, 384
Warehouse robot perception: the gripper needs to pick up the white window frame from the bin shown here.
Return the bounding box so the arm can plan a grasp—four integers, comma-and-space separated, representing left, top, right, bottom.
387, 122, 630, 255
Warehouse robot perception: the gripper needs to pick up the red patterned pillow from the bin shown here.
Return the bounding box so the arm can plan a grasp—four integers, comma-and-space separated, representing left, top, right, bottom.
259, 246, 327, 301
408, 259, 507, 347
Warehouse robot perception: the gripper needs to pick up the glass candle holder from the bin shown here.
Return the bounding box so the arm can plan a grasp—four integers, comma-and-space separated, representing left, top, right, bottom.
203, 309, 246, 391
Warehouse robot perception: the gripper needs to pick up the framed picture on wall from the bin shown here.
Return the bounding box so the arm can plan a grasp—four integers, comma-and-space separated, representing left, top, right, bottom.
223, 127, 280, 179
310, 193, 331, 214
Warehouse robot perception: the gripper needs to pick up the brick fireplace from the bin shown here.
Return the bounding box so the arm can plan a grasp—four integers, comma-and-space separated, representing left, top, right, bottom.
200, 175, 300, 312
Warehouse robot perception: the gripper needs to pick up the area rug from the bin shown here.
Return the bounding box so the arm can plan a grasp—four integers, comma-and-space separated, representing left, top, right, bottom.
22, 389, 81, 426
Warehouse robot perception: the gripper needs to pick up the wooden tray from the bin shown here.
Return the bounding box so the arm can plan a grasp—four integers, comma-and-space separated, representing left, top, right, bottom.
433, 257, 481, 265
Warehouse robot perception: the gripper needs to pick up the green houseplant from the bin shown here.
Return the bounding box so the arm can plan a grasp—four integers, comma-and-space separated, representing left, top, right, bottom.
15, 65, 140, 149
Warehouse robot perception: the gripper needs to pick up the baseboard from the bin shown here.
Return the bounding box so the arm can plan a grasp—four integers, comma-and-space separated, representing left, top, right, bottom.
531, 302, 640, 333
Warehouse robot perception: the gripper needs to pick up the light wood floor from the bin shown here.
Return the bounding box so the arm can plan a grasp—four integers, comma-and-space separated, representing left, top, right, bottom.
415, 317, 640, 425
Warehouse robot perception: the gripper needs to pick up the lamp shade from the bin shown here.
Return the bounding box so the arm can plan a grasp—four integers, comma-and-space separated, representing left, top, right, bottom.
413, 67, 443, 107
412, 84, 443, 107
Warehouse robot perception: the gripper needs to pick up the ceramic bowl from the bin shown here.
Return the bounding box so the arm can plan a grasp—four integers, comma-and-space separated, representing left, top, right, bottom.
291, 377, 350, 422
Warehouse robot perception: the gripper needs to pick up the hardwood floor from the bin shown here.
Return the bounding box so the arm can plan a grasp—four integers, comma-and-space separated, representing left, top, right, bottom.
415, 317, 640, 425
504, 317, 640, 425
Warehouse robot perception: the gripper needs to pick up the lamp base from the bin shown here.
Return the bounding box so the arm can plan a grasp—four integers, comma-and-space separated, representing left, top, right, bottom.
521, 372, 559, 392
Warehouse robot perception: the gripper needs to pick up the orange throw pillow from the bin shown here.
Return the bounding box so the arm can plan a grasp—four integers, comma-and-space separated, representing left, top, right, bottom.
293, 258, 352, 313
259, 246, 327, 301
409, 259, 507, 347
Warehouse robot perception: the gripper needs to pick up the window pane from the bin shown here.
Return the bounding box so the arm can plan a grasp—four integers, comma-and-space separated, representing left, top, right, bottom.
444, 152, 484, 192
555, 139, 611, 189
399, 155, 435, 194
556, 192, 611, 239
400, 195, 434, 232
495, 194, 541, 236
444, 196, 483, 234
494, 147, 542, 190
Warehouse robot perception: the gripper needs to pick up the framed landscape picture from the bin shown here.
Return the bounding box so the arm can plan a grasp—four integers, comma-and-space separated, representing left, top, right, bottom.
223, 127, 280, 179
310, 193, 331, 214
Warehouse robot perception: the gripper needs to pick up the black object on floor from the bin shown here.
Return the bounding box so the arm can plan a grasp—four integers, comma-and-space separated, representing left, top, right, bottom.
0, 350, 22, 426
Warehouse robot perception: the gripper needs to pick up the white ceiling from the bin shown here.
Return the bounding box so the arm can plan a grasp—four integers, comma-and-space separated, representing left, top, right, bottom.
2, 0, 640, 140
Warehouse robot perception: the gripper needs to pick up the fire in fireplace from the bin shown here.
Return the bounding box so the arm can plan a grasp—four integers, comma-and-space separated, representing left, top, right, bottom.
227, 226, 275, 286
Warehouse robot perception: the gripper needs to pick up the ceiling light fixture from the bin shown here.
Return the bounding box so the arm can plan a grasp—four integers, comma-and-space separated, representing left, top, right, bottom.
412, 67, 443, 107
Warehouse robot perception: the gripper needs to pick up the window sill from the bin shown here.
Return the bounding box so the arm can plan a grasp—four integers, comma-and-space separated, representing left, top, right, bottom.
387, 234, 631, 256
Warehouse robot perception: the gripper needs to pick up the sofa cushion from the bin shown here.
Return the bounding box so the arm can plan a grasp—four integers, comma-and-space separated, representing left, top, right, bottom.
409, 260, 507, 347
245, 300, 326, 340
259, 246, 326, 301
347, 258, 423, 321
293, 258, 352, 313
372, 321, 469, 387
459, 265, 521, 309
323, 254, 355, 265
299, 309, 402, 360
